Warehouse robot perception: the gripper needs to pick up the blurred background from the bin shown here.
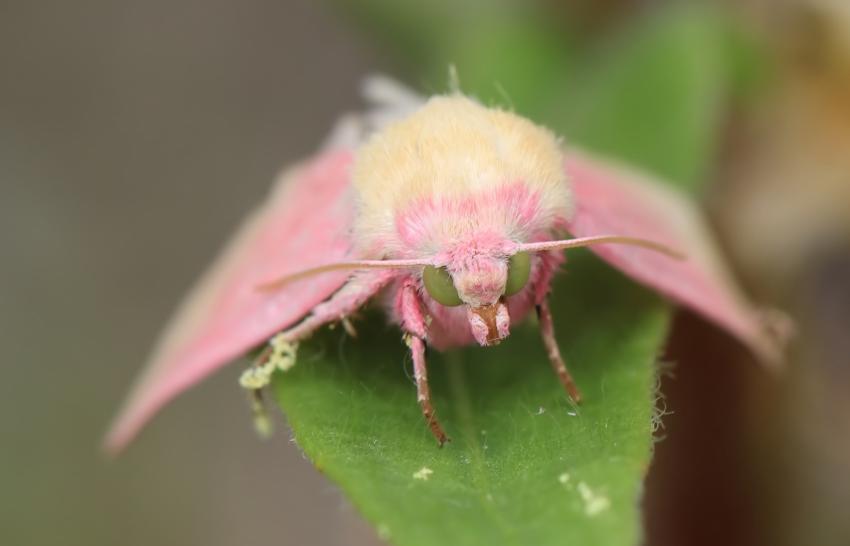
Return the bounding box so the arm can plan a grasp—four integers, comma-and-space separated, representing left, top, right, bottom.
1, 1, 848, 545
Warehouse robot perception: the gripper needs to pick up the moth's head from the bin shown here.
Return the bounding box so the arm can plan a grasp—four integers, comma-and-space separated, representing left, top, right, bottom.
423, 235, 531, 347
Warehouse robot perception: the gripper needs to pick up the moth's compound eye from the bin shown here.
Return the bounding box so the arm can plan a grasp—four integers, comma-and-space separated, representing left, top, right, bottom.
504, 252, 531, 296
423, 265, 463, 306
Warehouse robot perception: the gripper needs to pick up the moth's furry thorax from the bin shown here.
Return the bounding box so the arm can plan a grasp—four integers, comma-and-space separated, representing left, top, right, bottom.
350, 94, 572, 259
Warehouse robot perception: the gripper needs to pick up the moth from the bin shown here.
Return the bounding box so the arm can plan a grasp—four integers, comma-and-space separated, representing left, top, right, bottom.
104, 78, 787, 452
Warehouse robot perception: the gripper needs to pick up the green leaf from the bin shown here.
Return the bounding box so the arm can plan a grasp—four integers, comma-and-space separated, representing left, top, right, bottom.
330, 0, 551, 71
556, 5, 740, 190
275, 254, 669, 546
275, 2, 753, 545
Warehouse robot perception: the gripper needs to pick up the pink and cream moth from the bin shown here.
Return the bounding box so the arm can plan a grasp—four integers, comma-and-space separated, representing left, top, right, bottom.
104, 85, 789, 452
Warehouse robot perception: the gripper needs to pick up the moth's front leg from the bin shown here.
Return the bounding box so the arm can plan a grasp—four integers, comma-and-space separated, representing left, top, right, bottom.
240, 270, 396, 391
536, 299, 582, 404
281, 269, 398, 342
240, 270, 397, 437
398, 278, 449, 446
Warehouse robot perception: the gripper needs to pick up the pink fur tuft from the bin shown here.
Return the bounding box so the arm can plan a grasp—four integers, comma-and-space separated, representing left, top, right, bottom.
394, 182, 546, 255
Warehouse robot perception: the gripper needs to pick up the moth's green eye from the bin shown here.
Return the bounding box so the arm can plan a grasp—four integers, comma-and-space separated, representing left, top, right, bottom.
423, 265, 463, 306
504, 252, 531, 296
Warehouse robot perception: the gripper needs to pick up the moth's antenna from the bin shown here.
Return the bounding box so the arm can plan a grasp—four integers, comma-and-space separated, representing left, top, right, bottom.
448, 64, 461, 94
256, 258, 432, 293
519, 235, 686, 260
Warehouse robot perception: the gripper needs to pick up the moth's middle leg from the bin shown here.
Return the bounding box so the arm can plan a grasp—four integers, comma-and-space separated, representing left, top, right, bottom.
406, 334, 448, 446
398, 277, 448, 446
537, 299, 582, 404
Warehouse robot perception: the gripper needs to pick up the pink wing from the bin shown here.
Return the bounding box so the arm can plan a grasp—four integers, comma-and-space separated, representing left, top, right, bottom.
105, 149, 356, 454
563, 149, 788, 366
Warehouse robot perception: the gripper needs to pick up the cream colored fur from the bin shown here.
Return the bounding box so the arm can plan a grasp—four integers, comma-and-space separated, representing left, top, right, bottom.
351, 94, 572, 254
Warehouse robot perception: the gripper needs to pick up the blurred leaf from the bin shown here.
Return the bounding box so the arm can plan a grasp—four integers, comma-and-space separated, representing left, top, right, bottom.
557, 5, 747, 190
276, 255, 668, 546
276, 2, 748, 545
446, 19, 576, 122
330, 0, 542, 70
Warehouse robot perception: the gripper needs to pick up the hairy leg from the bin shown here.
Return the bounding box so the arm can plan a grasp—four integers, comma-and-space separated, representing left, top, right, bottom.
537, 299, 582, 404
240, 269, 397, 390
407, 335, 448, 446
398, 278, 448, 445
281, 269, 398, 341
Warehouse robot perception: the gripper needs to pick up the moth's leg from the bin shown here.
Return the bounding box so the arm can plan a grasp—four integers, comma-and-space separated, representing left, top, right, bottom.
406, 334, 448, 446
239, 336, 297, 390
239, 344, 289, 437
248, 387, 273, 438
239, 270, 396, 391
281, 269, 397, 342
398, 278, 448, 446
537, 299, 582, 404
397, 276, 428, 339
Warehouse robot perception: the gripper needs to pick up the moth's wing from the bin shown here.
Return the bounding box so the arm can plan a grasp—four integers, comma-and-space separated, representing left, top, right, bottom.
105, 150, 356, 453
563, 148, 789, 366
